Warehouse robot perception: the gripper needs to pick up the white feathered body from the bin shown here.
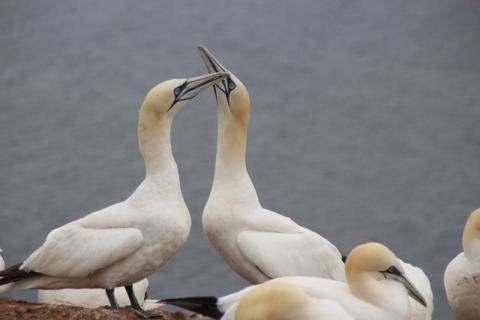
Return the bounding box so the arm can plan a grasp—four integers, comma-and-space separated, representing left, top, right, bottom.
399, 259, 433, 320
0, 249, 4, 270
8, 176, 190, 291
203, 181, 345, 284
444, 252, 480, 320
219, 276, 410, 320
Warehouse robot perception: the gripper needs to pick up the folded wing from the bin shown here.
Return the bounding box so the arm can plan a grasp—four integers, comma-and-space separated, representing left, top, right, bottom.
237, 229, 344, 281
22, 224, 143, 277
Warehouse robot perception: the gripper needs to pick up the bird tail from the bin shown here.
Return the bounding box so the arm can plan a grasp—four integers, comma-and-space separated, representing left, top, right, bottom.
159, 296, 223, 319
0, 263, 42, 291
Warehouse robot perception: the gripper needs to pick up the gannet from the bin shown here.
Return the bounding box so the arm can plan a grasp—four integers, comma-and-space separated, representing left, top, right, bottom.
197, 46, 433, 320
198, 45, 345, 284
0, 249, 4, 270
0, 72, 228, 317
233, 281, 354, 320
162, 243, 427, 320
444, 208, 480, 320
37, 279, 149, 308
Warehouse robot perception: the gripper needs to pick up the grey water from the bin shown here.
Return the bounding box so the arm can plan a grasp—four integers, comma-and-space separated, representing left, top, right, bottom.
1, 1, 479, 319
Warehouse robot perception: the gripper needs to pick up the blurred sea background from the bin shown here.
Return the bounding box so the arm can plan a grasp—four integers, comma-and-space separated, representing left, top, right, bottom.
1, 1, 479, 319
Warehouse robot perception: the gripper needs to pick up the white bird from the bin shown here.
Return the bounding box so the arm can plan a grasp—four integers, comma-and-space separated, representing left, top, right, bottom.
163, 243, 427, 320
196, 46, 433, 320
0, 249, 4, 270
232, 281, 354, 320
199, 45, 345, 284
444, 208, 480, 320
37, 279, 149, 308
0, 72, 228, 317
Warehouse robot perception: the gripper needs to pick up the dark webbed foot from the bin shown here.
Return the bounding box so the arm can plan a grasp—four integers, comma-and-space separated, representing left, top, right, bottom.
125, 284, 164, 318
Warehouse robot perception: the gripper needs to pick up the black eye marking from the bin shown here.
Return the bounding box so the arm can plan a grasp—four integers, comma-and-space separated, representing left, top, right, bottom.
228, 78, 236, 90
385, 266, 401, 275
168, 81, 189, 111
173, 81, 188, 98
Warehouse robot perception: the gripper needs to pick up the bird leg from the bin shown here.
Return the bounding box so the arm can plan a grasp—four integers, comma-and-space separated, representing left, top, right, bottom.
106, 288, 119, 309
125, 284, 164, 319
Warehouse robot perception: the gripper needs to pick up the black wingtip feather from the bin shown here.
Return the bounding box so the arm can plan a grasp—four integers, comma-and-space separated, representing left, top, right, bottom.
0, 263, 42, 286
160, 296, 223, 319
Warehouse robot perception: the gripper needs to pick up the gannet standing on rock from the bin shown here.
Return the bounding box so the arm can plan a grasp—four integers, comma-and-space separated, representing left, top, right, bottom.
444, 208, 480, 320
163, 243, 427, 320
198, 45, 345, 284
0, 72, 228, 317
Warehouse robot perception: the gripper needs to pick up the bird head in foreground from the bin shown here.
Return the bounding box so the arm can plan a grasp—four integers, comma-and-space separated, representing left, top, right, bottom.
345, 243, 427, 309
235, 282, 312, 320
462, 208, 480, 257
197, 46, 251, 127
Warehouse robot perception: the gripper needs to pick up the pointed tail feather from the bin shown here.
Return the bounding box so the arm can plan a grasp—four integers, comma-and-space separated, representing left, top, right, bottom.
0, 263, 42, 287
160, 296, 223, 319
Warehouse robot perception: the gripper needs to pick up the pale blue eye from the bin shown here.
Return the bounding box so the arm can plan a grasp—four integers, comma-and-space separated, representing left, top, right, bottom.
174, 88, 181, 96
228, 80, 236, 90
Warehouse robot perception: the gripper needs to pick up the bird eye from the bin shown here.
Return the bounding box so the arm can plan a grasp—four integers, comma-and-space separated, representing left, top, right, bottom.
386, 266, 400, 275
228, 79, 236, 91
174, 87, 181, 96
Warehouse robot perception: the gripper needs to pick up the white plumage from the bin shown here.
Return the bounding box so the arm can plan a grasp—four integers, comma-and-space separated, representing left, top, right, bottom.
0, 72, 228, 315
230, 281, 354, 320
199, 46, 345, 284
399, 259, 434, 320
196, 46, 432, 320
444, 208, 480, 320
164, 243, 428, 320
0, 249, 4, 270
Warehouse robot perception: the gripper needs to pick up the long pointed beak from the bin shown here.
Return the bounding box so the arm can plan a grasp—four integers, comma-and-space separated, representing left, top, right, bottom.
386, 273, 427, 307
169, 72, 228, 110
401, 274, 427, 307
180, 72, 228, 100
197, 46, 237, 104
198, 46, 228, 74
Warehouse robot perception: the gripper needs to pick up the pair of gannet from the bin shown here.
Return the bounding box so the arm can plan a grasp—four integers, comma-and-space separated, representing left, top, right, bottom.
179, 46, 432, 320
444, 208, 480, 320
164, 243, 427, 320
0, 71, 228, 317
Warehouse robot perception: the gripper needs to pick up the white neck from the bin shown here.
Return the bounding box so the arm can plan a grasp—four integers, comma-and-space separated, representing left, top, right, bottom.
138, 118, 181, 189
463, 232, 480, 260
209, 114, 259, 204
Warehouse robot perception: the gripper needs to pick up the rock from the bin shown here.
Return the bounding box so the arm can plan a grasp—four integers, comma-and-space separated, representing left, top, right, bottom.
0, 298, 193, 320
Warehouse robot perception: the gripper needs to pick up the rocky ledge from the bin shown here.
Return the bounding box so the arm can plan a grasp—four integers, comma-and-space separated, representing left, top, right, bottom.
0, 298, 192, 320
